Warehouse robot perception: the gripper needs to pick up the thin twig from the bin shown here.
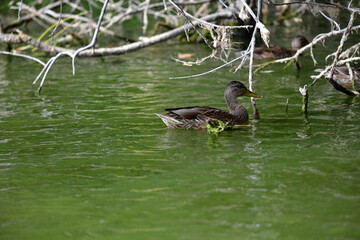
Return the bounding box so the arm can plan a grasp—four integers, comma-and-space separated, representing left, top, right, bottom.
328, 11, 356, 78
247, 0, 262, 118
49, 0, 63, 41
31, 0, 110, 92
169, 51, 249, 79
142, 0, 150, 34
268, 0, 360, 13
167, 0, 215, 49
18, 0, 23, 20
0, 51, 45, 66
0, 10, 234, 57
239, 0, 270, 47
256, 25, 360, 70
310, 57, 360, 86
320, 10, 340, 31
71, 0, 109, 74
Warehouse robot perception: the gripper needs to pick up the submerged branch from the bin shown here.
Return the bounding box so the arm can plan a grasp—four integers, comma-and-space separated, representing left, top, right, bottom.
299, 85, 309, 114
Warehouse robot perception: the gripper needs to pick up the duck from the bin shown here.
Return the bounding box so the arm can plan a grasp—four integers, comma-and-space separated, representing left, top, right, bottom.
326, 66, 360, 90
315, 66, 360, 95
156, 81, 261, 129
253, 35, 309, 60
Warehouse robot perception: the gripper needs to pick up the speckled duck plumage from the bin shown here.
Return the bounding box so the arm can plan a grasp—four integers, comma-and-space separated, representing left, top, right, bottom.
156, 81, 261, 129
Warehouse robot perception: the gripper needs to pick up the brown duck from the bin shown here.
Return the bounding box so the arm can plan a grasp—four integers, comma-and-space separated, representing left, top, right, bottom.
326, 66, 360, 90
254, 35, 309, 60
315, 66, 360, 95
156, 81, 261, 129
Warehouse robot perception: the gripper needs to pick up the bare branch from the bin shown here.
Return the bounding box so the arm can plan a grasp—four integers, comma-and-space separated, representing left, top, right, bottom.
0, 51, 45, 66
169, 51, 249, 79
339, 42, 360, 59
0, 32, 68, 54
30, 0, 110, 92
18, 0, 23, 20
167, 0, 250, 30
328, 11, 356, 78
142, 0, 151, 34
257, 25, 360, 68
319, 10, 340, 30
0, 10, 235, 57
310, 56, 360, 84
1, 5, 235, 92
239, 0, 270, 47
5, 1, 64, 32
268, 0, 360, 13
49, 0, 63, 40
71, 0, 110, 74
246, 0, 262, 118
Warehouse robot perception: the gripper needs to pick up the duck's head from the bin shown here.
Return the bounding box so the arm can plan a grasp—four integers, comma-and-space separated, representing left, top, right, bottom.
225, 81, 261, 98
291, 35, 309, 50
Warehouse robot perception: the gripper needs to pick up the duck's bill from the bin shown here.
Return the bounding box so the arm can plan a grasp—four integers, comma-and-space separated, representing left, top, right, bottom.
244, 90, 261, 98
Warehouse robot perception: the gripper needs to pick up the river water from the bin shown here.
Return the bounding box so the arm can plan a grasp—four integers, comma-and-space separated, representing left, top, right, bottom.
0, 41, 359, 239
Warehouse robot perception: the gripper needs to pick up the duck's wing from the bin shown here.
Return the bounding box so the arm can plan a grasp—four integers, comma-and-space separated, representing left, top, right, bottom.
156, 106, 214, 129
158, 106, 237, 129
165, 106, 236, 122
201, 108, 238, 124
164, 106, 217, 119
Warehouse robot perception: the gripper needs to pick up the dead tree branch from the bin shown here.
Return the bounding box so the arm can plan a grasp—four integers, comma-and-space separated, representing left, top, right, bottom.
255, 25, 360, 72
1, 6, 235, 92
32, 0, 110, 93
268, 0, 360, 13
1, 10, 235, 57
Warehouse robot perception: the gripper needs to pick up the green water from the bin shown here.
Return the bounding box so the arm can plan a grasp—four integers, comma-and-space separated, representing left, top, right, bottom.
0, 43, 359, 240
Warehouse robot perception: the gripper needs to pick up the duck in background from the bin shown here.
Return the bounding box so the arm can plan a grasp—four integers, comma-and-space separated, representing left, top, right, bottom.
253, 35, 310, 60
315, 66, 360, 92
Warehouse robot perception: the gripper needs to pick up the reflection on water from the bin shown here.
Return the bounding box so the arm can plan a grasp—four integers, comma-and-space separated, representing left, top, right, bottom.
0, 44, 360, 240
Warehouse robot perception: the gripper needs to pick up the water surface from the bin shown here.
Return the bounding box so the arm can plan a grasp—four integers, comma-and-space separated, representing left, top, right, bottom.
0, 43, 359, 240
